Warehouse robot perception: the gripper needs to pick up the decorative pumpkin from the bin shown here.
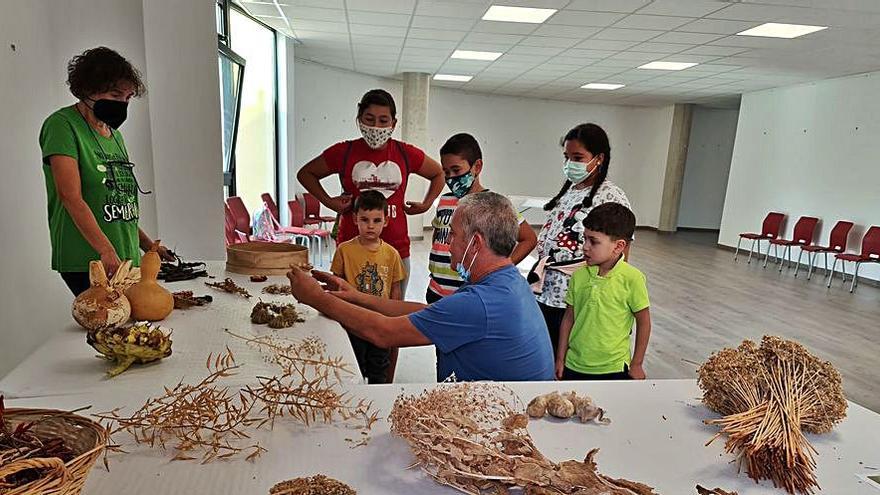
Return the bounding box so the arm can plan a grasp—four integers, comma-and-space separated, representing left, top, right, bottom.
125, 242, 174, 321
72, 260, 136, 330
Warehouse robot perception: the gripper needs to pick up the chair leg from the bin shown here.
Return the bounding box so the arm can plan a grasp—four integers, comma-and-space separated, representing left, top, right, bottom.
824, 252, 828, 274
747, 239, 757, 264
763, 242, 772, 268
826, 258, 838, 288
779, 245, 787, 272
794, 249, 805, 277
850, 262, 861, 293
735, 238, 742, 261
807, 252, 816, 280
840, 261, 848, 288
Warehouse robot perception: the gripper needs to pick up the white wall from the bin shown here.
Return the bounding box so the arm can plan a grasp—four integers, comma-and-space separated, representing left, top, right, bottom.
0, 0, 73, 380
292, 60, 674, 229
0, 0, 224, 378
143, 0, 225, 259
678, 106, 739, 230
719, 71, 880, 281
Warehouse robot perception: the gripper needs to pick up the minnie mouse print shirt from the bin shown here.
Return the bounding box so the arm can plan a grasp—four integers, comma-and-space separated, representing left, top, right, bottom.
535, 180, 630, 308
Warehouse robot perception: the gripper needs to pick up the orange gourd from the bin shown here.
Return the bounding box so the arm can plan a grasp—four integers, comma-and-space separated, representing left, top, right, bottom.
125, 241, 174, 321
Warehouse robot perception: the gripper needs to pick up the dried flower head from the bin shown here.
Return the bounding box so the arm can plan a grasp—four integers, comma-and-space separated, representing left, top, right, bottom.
389, 383, 657, 495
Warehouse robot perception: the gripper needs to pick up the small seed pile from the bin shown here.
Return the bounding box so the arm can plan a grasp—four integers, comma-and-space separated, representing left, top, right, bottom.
698, 336, 847, 494
206, 278, 252, 298
390, 383, 658, 495
251, 301, 305, 329
262, 284, 292, 296
269, 474, 355, 495
172, 291, 213, 309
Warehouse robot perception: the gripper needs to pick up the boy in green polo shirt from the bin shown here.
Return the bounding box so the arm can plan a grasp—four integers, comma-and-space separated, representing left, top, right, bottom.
555, 202, 651, 381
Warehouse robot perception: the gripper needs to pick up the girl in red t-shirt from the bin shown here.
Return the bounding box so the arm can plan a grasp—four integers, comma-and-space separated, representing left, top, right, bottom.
297, 89, 444, 298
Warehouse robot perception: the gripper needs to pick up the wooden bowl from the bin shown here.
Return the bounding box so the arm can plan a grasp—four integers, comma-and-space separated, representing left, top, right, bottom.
226, 241, 309, 276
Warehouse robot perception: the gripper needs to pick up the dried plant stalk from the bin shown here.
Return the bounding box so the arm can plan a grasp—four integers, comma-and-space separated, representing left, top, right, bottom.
698, 336, 847, 494
94, 347, 266, 463
389, 383, 658, 495
228, 331, 379, 431
206, 278, 252, 298
96, 334, 378, 464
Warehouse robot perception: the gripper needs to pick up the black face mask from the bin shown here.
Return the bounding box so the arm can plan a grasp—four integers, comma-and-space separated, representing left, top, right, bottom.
90, 99, 129, 129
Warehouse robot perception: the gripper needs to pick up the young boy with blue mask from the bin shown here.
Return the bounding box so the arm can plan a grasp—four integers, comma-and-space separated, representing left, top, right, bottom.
426, 133, 537, 302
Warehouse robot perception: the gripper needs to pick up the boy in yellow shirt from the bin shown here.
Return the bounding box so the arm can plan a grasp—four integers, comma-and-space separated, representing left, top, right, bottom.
556, 202, 652, 380
331, 190, 406, 383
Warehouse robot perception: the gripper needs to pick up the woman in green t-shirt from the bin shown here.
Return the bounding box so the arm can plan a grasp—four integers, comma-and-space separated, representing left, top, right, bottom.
40, 47, 173, 296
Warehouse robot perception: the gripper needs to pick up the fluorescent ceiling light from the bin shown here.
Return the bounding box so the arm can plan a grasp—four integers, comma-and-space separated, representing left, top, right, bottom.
638, 61, 698, 71
434, 74, 473, 82
581, 83, 625, 90
451, 50, 503, 61
482, 5, 557, 24
736, 22, 827, 39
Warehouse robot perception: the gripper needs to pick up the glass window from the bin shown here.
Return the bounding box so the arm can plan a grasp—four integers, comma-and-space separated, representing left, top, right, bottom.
229, 9, 277, 214
218, 46, 244, 198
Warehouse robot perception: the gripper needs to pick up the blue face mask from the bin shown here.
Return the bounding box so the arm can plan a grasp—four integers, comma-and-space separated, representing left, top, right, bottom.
455, 234, 478, 282
445, 170, 475, 198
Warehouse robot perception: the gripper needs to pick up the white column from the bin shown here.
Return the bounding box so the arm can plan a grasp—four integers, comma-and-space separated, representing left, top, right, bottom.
142, 0, 225, 258
401, 72, 431, 240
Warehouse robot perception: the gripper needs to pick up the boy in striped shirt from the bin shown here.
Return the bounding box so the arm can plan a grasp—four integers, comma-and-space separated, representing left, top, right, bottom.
427, 133, 537, 302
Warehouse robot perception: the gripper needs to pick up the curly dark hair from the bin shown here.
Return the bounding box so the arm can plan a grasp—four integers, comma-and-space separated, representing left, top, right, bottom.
66, 47, 146, 100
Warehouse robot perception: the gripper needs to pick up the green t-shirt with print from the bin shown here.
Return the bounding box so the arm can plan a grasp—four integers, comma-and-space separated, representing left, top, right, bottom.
564, 258, 650, 375
40, 106, 141, 272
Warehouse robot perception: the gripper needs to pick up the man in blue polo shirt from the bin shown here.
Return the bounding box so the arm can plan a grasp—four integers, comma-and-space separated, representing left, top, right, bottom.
287, 191, 554, 382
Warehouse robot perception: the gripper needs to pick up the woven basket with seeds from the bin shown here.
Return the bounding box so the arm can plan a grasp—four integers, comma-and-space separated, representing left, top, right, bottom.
0, 399, 108, 495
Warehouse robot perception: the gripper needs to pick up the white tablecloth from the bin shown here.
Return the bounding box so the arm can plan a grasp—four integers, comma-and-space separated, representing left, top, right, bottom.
0, 262, 361, 398
4, 379, 879, 494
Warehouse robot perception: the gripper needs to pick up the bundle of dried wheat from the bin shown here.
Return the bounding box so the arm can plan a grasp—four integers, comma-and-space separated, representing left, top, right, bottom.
698, 336, 847, 494
389, 383, 658, 495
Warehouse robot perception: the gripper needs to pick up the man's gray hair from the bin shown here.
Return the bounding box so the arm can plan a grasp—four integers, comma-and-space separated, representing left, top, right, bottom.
456, 191, 518, 257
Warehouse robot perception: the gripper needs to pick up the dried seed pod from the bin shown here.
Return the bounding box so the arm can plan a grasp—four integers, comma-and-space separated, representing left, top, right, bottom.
546, 393, 575, 419
526, 395, 548, 418
502, 413, 529, 431
575, 401, 610, 425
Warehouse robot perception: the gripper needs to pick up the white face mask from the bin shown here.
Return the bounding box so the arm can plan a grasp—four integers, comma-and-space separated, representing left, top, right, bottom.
358, 120, 394, 149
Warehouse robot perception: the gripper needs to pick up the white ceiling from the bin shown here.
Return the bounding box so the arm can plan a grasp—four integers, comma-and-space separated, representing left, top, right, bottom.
237, 0, 880, 107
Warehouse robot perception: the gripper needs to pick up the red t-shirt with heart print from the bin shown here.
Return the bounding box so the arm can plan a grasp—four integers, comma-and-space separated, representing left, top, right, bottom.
322, 138, 425, 259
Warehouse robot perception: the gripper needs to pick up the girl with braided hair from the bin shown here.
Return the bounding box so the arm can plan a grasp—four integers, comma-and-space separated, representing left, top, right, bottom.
535, 123, 632, 353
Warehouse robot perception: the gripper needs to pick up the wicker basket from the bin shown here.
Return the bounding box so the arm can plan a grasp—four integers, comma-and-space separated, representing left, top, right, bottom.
226, 241, 309, 276
0, 408, 108, 495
